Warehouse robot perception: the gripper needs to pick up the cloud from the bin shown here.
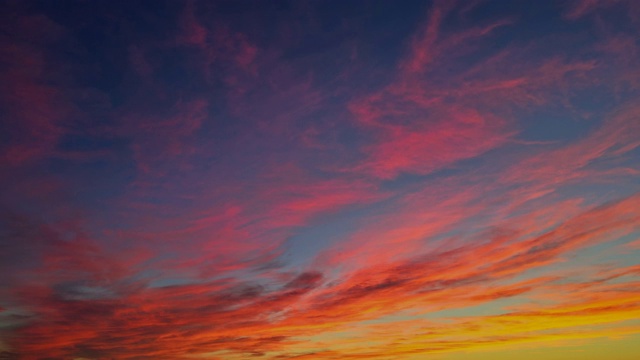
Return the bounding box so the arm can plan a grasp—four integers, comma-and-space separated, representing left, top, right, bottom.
0, 12, 71, 167
1, 1, 639, 359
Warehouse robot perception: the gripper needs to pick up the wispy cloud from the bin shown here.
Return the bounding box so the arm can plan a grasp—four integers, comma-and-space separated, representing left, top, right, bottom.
0, 0, 638, 359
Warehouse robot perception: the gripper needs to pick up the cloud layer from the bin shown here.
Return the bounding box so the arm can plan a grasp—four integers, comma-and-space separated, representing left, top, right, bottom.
0, 0, 639, 359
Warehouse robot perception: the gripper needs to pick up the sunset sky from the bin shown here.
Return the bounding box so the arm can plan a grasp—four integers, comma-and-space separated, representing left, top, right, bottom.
1, 0, 639, 359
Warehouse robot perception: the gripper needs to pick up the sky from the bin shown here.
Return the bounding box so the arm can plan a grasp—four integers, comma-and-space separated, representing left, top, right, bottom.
0, 0, 639, 359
